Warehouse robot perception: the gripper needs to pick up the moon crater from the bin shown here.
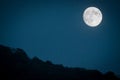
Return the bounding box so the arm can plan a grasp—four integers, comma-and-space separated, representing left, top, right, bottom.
83, 7, 102, 27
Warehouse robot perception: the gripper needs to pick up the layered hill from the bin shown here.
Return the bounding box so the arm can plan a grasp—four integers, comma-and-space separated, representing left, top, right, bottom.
0, 45, 119, 80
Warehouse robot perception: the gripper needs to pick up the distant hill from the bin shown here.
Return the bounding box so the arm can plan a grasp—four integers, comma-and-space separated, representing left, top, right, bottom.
0, 45, 120, 80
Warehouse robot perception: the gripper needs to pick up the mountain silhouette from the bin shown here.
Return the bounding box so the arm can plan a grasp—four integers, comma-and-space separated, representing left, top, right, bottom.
0, 45, 119, 80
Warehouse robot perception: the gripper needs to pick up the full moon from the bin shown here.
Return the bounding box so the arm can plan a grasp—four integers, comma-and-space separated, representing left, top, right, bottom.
83, 7, 102, 27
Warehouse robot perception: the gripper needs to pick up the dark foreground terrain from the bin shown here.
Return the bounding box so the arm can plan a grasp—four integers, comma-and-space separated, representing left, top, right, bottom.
0, 45, 119, 80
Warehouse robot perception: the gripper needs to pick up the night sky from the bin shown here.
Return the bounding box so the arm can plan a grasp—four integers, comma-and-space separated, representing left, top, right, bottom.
0, 0, 120, 75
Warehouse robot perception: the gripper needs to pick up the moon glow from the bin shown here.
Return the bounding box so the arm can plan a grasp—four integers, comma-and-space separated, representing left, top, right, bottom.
83, 7, 102, 27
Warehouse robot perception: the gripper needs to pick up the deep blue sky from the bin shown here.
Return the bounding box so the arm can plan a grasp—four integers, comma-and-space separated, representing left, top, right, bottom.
0, 0, 120, 75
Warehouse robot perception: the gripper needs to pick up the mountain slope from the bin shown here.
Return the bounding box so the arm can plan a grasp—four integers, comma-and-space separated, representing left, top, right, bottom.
0, 45, 119, 80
